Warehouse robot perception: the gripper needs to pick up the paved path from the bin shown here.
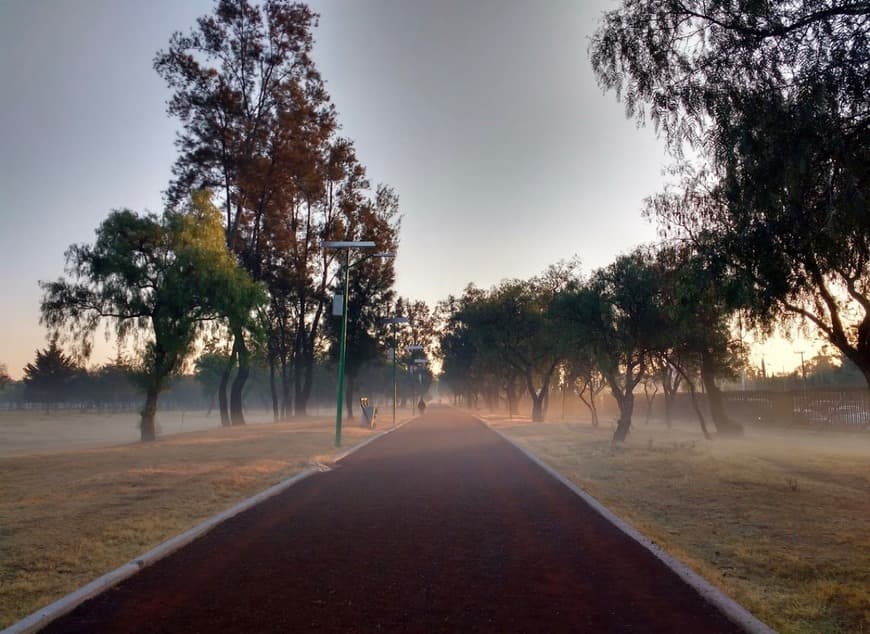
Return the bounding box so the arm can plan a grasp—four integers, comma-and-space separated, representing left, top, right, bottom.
43, 407, 742, 633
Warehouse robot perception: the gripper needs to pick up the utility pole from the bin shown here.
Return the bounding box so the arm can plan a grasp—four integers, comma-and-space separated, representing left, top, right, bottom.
798, 351, 807, 387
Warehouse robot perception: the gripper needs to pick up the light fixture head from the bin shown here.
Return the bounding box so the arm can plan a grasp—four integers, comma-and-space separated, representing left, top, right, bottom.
321, 241, 376, 249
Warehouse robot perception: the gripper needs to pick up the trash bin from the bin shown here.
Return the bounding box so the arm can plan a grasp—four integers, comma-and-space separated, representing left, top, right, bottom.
360, 397, 377, 429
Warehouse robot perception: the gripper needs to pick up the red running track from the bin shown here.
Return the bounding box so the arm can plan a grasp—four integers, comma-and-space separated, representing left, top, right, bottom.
41, 407, 744, 633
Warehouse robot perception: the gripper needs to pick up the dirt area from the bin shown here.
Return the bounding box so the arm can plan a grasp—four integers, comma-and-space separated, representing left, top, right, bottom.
490, 415, 870, 634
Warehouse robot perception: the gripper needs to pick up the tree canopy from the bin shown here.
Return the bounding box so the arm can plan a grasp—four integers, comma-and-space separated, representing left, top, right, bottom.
22, 336, 82, 408
0, 364, 11, 390
592, 0, 870, 387
156, 0, 403, 419
40, 192, 265, 441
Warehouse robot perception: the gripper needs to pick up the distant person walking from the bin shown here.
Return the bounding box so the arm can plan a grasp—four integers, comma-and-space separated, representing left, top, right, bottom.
417, 398, 426, 415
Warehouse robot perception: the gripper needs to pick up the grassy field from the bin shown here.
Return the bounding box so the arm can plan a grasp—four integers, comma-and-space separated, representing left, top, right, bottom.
0, 409, 405, 628
490, 415, 870, 634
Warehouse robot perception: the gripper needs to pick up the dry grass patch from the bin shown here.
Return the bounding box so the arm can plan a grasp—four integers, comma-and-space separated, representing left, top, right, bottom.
490, 416, 870, 634
0, 414, 395, 628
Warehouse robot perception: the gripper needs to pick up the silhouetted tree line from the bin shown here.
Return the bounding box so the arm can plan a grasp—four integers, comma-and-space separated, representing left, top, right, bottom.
1, 337, 416, 415
437, 247, 742, 442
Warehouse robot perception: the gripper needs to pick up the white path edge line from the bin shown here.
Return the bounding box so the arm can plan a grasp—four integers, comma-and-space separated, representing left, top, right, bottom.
481, 418, 776, 634
4, 417, 417, 634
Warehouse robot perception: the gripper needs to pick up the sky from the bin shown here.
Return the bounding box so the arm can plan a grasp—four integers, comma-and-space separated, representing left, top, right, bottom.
0, 0, 813, 379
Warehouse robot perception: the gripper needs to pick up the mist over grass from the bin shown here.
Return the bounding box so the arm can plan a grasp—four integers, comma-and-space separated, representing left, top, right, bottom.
492, 414, 870, 633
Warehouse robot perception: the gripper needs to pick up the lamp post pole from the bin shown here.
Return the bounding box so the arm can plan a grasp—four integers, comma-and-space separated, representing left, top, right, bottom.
393, 336, 397, 425
334, 249, 351, 447
382, 317, 408, 427
406, 345, 424, 416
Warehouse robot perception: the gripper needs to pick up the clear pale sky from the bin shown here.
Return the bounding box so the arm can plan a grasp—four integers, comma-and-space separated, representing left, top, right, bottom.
0, 0, 807, 379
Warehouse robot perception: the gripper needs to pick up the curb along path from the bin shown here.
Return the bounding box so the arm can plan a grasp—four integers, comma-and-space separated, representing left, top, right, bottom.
37, 408, 754, 632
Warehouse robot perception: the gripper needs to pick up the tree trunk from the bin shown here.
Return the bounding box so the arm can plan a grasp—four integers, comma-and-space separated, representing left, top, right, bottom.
230, 334, 249, 426
663, 388, 675, 428
218, 352, 235, 427
531, 394, 545, 422
670, 364, 710, 439
526, 363, 558, 423
578, 391, 600, 427
661, 366, 680, 428
830, 313, 870, 389
611, 392, 634, 442
643, 382, 657, 424
685, 377, 711, 440
858, 357, 870, 390
280, 356, 291, 420
269, 355, 279, 422
700, 350, 743, 436
294, 345, 316, 417
506, 387, 515, 419
344, 373, 355, 420
140, 387, 159, 442
665, 393, 675, 427
293, 349, 306, 416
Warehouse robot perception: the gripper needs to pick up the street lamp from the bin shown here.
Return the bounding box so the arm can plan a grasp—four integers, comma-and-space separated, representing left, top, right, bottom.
382, 316, 408, 427
323, 241, 393, 447
404, 346, 425, 414
412, 358, 429, 416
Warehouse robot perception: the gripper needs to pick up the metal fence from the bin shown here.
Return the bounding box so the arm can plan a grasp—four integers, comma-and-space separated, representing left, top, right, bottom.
721, 387, 870, 428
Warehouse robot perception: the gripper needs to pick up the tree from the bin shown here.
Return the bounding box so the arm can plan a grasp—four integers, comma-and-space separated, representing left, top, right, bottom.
40, 192, 266, 441
654, 245, 746, 436
556, 250, 665, 442
90, 357, 140, 411
155, 0, 338, 422
155, 0, 332, 247
194, 350, 232, 418
804, 346, 867, 386
22, 336, 82, 409
461, 276, 567, 422
437, 287, 487, 407
652, 355, 681, 429
567, 357, 606, 427
553, 283, 606, 427
592, 0, 870, 387
0, 364, 13, 391
391, 297, 438, 406
156, 1, 403, 423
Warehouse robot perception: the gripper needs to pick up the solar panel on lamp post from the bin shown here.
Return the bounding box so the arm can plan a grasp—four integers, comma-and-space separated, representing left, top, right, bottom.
322, 241, 393, 447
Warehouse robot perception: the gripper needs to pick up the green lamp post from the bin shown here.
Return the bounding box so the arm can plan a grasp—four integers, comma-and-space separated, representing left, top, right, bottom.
383, 316, 409, 427
322, 241, 393, 447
